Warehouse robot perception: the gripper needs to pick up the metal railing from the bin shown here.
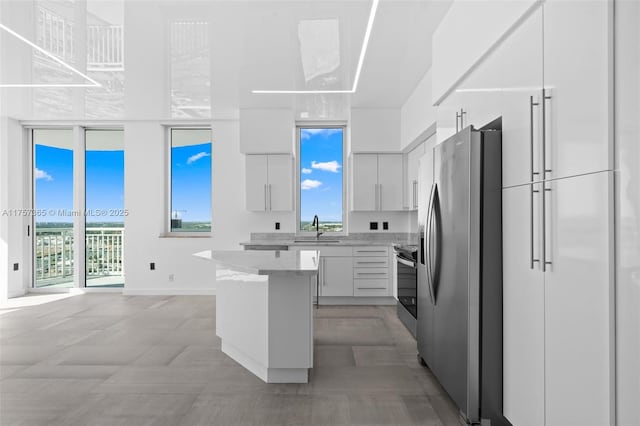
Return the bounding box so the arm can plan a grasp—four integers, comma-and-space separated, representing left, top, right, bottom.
35, 227, 125, 282
87, 25, 124, 71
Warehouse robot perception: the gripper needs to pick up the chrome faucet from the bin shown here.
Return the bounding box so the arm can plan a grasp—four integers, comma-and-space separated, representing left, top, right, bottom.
311, 215, 323, 240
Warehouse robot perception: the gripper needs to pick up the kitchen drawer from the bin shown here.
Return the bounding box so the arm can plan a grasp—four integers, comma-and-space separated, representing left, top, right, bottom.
353, 268, 389, 279
353, 257, 389, 268
295, 246, 352, 257
352, 247, 389, 257
354, 278, 389, 297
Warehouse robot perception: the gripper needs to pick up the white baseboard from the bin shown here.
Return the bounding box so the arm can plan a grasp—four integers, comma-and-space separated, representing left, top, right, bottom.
29, 287, 122, 294
122, 288, 216, 296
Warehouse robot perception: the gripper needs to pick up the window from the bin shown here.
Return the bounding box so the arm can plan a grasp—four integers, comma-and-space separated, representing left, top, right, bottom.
169, 128, 212, 232
297, 126, 345, 233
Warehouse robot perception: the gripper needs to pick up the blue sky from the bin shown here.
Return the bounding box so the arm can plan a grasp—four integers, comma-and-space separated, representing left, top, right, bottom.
299, 128, 343, 223
35, 144, 126, 224
34, 142, 212, 225
171, 142, 212, 222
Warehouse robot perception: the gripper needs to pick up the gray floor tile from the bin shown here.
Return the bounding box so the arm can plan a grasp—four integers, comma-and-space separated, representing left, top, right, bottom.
352, 345, 405, 366
314, 344, 356, 367
0, 345, 66, 365
0, 294, 462, 426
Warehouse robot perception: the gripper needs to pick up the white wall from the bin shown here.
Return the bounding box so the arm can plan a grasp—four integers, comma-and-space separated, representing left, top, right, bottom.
432, 0, 540, 104
0, 118, 29, 300
400, 69, 436, 151
350, 108, 401, 152
615, 1, 640, 424
239, 109, 295, 154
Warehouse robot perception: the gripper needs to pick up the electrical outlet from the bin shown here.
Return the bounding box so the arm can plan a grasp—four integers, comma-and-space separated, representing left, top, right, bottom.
150, 262, 155, 270
275, 222, 280, 230
383, 221, 389, 230
169, 274, 175, 282
13, 263, 19, 271
369, 222, 378, 230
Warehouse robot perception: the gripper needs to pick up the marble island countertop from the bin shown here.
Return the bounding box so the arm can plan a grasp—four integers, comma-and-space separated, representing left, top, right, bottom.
194, 249, 320, 276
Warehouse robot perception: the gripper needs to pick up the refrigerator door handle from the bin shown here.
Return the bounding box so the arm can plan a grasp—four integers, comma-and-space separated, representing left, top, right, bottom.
426, 183, 437, 305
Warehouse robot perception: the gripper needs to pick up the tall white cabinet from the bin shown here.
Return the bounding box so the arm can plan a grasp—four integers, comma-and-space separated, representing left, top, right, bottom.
499, 3, 613, 426
436, 2, 614, 425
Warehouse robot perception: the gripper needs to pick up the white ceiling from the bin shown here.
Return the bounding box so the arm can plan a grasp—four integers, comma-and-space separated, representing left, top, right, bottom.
0, 0, 452, 119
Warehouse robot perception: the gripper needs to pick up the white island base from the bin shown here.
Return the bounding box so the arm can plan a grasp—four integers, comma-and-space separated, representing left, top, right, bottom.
196, 250, 319, 384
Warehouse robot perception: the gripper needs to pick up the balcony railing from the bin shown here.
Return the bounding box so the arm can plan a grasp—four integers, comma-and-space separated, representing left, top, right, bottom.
35, 227, 124, 284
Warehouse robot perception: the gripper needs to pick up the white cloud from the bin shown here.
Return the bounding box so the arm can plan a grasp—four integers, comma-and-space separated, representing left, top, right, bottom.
311, 160, 341, 173
301, 179, 322, 190
35, 168, 53, 181
186, 151, 211, 165
301, 168, 312, 174
300, 128, 342, 140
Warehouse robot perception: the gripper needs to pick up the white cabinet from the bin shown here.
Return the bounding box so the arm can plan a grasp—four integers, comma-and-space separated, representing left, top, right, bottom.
297, 246, 353, 297
351, 154, 403, 211
351, 154, 378, 211
320, 257, 353, 297
503, 183, 545, 426
405, 143, 425, 210
245, 154, 292, 211
544, 171, 612, 426
500, 7, 543, 188
542, 0, 612, 181
352, 246, 390, 297
503, 171, 613, 426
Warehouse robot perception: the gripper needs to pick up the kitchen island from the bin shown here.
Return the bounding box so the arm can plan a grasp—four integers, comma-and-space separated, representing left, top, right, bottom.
194, 249, 319, 383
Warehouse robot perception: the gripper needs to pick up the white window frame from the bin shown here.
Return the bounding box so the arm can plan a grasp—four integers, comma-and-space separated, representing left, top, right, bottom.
165, 126, 213, 237
295, 123, 347, 236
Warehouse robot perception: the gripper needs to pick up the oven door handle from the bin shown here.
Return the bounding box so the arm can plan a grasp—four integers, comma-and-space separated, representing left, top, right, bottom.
397, 257, 416, 268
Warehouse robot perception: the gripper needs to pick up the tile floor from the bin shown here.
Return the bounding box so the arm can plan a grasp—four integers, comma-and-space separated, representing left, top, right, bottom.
0, 294, 462, 426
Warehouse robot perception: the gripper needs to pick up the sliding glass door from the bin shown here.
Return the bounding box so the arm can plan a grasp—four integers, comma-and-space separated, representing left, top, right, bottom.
33, 129, 75, 288
32, 128, 125, 288
85, 130, 125, 287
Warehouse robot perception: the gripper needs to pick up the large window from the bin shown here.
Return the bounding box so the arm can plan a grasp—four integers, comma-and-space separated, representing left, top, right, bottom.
169, 128, 212, 232
298, 126, 344, 233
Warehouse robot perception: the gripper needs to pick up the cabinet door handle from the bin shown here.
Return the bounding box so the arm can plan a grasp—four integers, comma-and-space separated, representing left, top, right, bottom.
530, 183, 540, 270
413, 180, 418, 209
542, 89, 553, 177
530, 96, 540, 181
542, 183, 552, 271
460, 108, 466, 129
378, 183, 382, 210
264, 184, 267, 211
455, 112, 460, 132
268, 184, 272, 211
322, 258, 326, 286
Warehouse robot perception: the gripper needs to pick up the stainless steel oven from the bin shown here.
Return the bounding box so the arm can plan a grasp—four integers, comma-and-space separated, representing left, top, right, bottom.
394, 244, 418, 337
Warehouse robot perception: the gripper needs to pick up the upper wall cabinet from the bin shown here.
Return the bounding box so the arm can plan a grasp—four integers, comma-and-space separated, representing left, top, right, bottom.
239, 109, 294, 154
405, 142, 426, 210
351, 109, 402, 153
246, 154, 292, 211
351, 154, 403, 211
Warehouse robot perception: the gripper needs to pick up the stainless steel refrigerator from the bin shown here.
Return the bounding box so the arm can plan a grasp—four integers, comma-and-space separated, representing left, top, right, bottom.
417, 123, 509, 426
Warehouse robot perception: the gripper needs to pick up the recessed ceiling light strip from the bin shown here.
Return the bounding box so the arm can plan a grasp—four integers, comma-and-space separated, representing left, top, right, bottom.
252, 0, 379, 95
0, 22, 101, 88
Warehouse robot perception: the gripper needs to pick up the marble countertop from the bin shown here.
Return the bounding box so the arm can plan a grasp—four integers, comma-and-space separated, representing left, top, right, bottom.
239, 239, 397, 247
194, 250, 320, 276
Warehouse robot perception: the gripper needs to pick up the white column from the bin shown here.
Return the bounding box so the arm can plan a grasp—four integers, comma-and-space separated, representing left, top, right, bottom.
73, 126, 85, 288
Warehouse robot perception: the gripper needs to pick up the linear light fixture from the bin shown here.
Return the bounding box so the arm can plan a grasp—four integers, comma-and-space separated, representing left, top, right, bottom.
252, 0, 379, 95
0, 22, 101, 88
